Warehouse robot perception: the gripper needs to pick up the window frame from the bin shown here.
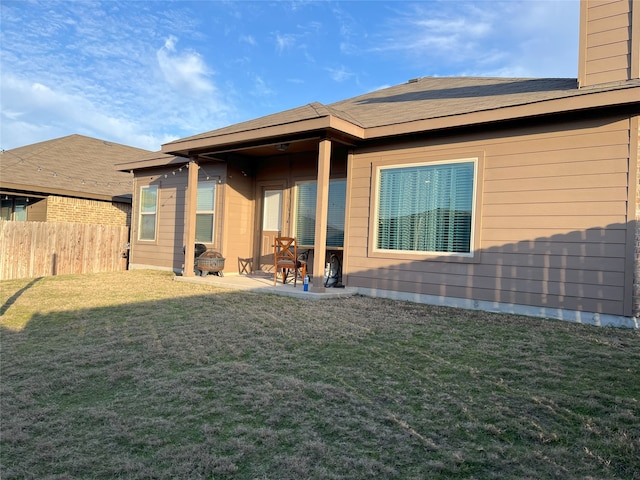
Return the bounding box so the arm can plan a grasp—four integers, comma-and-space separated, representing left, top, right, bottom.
368, 153, 483, 262
138, 185, 158, 242
195, 181, 216, 244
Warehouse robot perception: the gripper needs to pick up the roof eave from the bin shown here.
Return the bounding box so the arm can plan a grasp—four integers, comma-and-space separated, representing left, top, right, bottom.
365, 86, 640, 139
116, 155, 186, 172
161, 116, 365, 157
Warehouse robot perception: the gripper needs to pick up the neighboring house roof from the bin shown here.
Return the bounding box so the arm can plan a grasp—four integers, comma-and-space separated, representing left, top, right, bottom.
0, 134, 151, 201
114, 150, 185, 171
160, 76, 640, 157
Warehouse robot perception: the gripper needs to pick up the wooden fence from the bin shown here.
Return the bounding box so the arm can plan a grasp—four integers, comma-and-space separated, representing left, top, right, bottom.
0, 221, 129, 280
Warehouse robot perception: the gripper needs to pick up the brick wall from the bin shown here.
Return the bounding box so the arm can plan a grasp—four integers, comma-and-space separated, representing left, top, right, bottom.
46, 195, 131, 227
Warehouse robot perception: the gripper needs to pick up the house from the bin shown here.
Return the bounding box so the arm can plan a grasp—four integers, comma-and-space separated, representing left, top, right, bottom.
0, 134, 150, 226
118, 0, 640, 328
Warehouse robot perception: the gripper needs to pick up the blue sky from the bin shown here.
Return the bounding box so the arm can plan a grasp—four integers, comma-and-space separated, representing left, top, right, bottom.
1, 0, 579, 152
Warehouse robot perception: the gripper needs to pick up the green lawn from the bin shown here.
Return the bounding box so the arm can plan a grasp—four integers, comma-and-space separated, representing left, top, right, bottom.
1, 270, 639, 479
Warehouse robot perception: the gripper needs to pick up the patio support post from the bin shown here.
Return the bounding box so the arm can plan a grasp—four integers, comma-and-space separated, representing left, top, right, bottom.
183, 158, 199, 277
311, 138, 331, 293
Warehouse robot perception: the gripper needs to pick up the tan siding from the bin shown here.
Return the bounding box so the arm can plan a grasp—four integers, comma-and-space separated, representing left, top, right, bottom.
130, 168, 187, 271
588, 0, 630, 20
485, 201, 627, 217
346, 115, 632, 316
481, 226, 627, 244
355, 273, 624, 302
222, 163, 255, 274
585, 68, 630, 85
26, 198, 47, 222
360, 276, 624, 315
579, 0, 632, 87
489, 144, 630, 168
484, 187, 628, 204
587, 39, 631, 61
347, 250, 625, 283
485, 173, 627, 192
483, 215, 626, 230
586, 53, 632, 74
485, 158, 627, 181
129, 163, 231, 272
587, 25, 630, 46
634, 116, 640, 315
587, 10, 632, 32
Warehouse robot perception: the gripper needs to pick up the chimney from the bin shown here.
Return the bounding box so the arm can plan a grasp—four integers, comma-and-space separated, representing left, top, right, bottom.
577, 0, 640, 88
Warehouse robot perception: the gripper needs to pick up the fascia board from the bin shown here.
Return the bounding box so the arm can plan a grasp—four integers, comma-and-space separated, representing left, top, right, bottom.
116, 156, 187, 172
327, 116, 366, 139
162, 116, 365, 156
365, 87, 640, 139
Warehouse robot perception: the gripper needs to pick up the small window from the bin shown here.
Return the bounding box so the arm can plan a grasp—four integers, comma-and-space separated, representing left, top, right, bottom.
1, 197, 26, 221
375, 160, 476, 255
262, 189, 282, 231
295, 179, 346, 247
0, 198, 11, 220
138, 185, 158, 241
195, 181, 216, 243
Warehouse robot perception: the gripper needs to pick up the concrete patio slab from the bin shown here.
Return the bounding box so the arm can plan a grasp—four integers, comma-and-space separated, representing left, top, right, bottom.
174, 272, 358, 300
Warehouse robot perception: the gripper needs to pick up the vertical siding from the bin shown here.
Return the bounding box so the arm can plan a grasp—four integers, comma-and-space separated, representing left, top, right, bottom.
346, 116, 632, 316
579, 0, 632, 87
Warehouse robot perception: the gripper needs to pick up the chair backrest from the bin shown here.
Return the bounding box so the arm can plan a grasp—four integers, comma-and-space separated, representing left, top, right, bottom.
274, 237, 297, 264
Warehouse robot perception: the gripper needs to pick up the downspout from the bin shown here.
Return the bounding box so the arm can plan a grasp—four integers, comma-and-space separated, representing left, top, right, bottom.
311, 138, 331, 292
183, 158, 199, 277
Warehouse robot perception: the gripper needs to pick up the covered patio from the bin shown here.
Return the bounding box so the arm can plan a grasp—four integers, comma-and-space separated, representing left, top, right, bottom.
162, 103, 364, 293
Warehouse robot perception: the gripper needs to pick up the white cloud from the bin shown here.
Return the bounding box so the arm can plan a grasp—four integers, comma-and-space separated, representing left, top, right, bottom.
0, 74, 163, 150
156, 35, 215, 95
363, 1, 579, 78
275, 32, 296, 53
251, 76, 275, 97
240, 34, 256, 46
326, 66, 354, 83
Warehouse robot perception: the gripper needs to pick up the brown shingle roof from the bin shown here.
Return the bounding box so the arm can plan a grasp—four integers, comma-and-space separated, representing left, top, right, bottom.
0, 134, 150, 200
173, 103, 337, 144
329, 77, 582, 128
164, 76, 640, 152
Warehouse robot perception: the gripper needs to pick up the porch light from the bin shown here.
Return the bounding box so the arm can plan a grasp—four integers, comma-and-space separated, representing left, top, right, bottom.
276, 143, 289, 152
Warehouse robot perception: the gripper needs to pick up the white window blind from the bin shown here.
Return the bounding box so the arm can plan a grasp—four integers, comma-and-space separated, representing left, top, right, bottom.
262, 190, 282, 231
376, 161, 474, 253
195, 182, 216, 243
139, 185, 158, 241
295, 180, 346, 247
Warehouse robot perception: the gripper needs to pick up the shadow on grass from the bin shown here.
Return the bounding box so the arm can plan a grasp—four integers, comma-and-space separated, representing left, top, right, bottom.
1, 274, 639, 480
0, 277, 42, 316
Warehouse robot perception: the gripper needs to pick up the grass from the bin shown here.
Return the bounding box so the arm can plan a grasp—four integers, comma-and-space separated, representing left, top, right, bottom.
1, 270, 639, 479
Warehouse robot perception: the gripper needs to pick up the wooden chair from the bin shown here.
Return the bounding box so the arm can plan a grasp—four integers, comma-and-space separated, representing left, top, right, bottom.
273, 237, 304, 286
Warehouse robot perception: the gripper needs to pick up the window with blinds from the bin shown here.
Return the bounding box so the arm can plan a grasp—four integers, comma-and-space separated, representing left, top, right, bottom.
262, 190, 282, 231
295, 179, 346, 247
139, 185, 158, 241
376, 160, 475, 254
195, 181, 216, 243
